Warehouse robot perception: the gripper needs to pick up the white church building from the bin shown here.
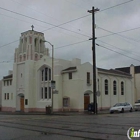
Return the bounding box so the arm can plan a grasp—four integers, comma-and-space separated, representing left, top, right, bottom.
1, 29, 136, 112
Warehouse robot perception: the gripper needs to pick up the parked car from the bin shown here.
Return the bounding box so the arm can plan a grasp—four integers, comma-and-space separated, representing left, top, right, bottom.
110, 102, 133, 113
134, 100, 140, 111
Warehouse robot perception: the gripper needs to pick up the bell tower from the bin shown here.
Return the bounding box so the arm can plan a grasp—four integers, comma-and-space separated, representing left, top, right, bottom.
14, 25, 49, 63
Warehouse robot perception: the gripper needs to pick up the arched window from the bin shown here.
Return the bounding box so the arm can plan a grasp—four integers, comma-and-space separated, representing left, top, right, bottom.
29, 36, 32, 44
19, 55, 22, 62
121, 81, 124, 95
23, 54, 26, 61
35, 38, 37, 51
23, 38, 27, 52
113, 80, 117, 95
105, 79, 108, 95
40, 40, 42, 52
40, 67, 52, 99
35, 54, 38, 61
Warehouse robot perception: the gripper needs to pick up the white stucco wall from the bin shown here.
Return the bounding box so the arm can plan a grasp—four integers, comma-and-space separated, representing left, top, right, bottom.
97, 72, 134, 109
135, 73, 140, 100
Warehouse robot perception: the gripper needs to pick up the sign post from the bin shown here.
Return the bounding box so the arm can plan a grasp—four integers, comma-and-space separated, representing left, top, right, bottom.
51, 80, 55, 89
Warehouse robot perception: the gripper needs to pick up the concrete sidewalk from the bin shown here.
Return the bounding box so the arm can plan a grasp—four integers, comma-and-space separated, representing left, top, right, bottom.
0, 110, 109, 115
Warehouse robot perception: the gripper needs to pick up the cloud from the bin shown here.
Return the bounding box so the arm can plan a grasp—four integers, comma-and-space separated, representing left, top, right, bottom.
0, 0, 140, 79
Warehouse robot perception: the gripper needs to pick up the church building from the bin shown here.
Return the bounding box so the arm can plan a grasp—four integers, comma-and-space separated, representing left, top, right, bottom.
1, 29, 136, 112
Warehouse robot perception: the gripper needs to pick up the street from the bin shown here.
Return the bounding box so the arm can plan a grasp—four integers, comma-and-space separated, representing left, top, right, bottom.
0, 111, 139, 140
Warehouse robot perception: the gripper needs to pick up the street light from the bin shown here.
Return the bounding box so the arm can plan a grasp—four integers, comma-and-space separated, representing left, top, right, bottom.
43, 40, 54, 113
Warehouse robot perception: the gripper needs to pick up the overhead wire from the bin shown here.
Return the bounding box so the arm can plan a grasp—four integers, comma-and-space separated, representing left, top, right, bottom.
97, 26, 139, 42
97, 0, 133, 13
0, 6, 90, 38
97, 25, 140, 39
96, 26, 140, 54
97, 40, 140, 57
96, 43, 140, 62
0, 39, 90, 63
10, 0, 91, 36
0, 0, 135, 49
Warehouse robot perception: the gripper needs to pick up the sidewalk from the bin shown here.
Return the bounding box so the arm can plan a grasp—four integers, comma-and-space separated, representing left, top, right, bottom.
0, 110, 109, 115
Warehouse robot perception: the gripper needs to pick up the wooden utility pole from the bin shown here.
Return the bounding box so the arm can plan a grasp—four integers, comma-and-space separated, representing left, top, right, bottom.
88, 7, 99, 114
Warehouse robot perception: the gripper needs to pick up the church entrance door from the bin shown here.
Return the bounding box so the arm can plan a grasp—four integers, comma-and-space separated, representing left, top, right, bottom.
20, 97, 24, 112
84, 94, 90, 110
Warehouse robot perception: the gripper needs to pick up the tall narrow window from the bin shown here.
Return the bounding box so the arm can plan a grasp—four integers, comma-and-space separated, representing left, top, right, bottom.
42, 70, 44, 81
49, 68, 51, 80
35, 38, 37, 51
4, 93, 6, 100
23, 54, 26, 61
11, 93, 13, 100
41, 87, 43, 99
7, 93, 9, 100
20, 55, 22, 62
29, 36, 32, 44
121, 82, 124, 95
7, 81, 9, 86
45, 68, 48, 81
113, 81, 117, 95
10, 80, 12, 85
105, 79, 108, 95
87, 72, 90, 84
69, 72, 72, 79
35, 54, 38, 61
40, 40, 43, 52
45, 87, 47, 99
49, 87, 51, 99
4, 81, 5, 86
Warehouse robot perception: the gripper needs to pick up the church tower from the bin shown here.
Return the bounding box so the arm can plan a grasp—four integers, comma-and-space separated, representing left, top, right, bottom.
14, 25, 49, 63
12, 26, 52, 112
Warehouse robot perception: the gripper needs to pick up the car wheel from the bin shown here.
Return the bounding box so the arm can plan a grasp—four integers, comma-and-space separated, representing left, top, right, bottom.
130, 107, 132, 112
135, 109, 138, 111
110, 111, 114, 114
121, 108, 124, 113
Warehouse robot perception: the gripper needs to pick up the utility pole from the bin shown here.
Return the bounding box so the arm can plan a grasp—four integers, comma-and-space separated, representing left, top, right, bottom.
88, 7, 99, 114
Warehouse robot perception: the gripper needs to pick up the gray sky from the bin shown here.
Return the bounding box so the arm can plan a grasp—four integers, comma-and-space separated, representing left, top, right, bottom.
0, 0, 140, 79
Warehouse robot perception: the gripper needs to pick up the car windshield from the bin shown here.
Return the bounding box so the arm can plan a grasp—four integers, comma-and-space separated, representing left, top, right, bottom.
113, 103, 124, 107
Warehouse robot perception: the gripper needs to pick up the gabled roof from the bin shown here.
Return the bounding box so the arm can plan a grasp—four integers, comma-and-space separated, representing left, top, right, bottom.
115, 67, 130, 74
62, 67, 77, 71
3, 74, 13, 80
116, 65, 140, 74
61, 66, 77, 74
98, 68, 131, 77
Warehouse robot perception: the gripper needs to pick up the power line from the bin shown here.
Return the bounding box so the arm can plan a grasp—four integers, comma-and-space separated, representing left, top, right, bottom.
0, 39, 89, 63
0, 14, 91, 49
10, 0, 60, 22
97, 40, 140, 57
0, 40, 19, 49
0, 6, 90, 38
0, 0, 135, 49
97, 26, 139, 42
98, 0, 133, 13
0, 12, 48, 29
96, 43, 140, 62
98, 26, 140, 39
97, 26, 140, 52
10, 0, 90, 36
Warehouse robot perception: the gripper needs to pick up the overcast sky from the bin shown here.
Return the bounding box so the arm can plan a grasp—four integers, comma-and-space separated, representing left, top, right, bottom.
0, 0, 140, 79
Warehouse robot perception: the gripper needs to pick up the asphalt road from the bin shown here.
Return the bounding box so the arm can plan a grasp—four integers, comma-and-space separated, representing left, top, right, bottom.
0, 111, 139, 140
